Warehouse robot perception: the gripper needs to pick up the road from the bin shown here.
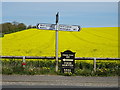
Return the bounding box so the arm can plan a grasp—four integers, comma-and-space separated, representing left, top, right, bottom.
2, 75, 119, 88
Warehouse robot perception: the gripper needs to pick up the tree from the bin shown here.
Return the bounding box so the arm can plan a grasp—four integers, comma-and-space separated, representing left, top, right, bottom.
32, 26, 36, 28
12, 21, 19, 26
27, 25, 32, 29
1, 22, 28, 34
17, 23, 26, 31
0, 24, 2, 33
2, 23, 12, 34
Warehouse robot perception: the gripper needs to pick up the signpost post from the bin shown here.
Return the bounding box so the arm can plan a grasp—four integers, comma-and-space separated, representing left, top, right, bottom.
55, 12, 59, 72
37, 12, 81, 72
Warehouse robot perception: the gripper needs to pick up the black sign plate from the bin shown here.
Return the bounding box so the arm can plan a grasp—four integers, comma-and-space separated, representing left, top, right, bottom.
61, 50, 75, 74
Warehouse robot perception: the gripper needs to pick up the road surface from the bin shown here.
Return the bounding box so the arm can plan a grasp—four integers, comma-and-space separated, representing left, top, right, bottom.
2, 75, 119, 88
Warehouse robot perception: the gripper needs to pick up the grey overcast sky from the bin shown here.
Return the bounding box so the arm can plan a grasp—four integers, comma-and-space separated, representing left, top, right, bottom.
2, 2, 118, 27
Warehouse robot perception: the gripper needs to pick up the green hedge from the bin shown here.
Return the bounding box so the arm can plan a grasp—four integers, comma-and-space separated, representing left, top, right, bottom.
2, 59, 120, 76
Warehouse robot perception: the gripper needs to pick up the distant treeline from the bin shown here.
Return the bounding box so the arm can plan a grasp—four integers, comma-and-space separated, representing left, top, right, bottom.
0, 21, 36, 36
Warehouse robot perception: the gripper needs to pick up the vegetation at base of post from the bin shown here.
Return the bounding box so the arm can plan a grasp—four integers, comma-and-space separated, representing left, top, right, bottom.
2, 59, 120, 76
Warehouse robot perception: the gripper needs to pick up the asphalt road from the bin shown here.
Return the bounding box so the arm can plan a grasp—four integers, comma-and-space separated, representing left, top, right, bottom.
2, 75, 119, 88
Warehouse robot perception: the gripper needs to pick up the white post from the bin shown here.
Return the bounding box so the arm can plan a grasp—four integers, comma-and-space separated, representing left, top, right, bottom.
55, 12, 59, 72
94, 58, 96, 72
55, 23, 59, 72
23, 56, 26, 68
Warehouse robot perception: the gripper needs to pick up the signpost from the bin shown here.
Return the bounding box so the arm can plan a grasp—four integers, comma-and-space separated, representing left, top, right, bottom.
61, 50, 75, 74
37, 23, 80, 32
59, 24, 80, 31
37, 23, 56, 30
37, 12, 81, 72
55, 12, 59, 72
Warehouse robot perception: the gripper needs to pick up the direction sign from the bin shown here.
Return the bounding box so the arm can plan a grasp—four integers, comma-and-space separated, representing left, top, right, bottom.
37, 23, 80, 32
61, 50, 75, 74
59, 24, 80, 31
37, 23, 56, 30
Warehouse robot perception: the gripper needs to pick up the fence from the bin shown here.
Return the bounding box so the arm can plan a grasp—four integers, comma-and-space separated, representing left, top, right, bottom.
1, 56, 120, 72
1, 56, 120, 60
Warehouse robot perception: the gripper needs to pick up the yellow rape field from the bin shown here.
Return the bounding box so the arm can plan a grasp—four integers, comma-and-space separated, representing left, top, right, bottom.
1, 27, 119, 58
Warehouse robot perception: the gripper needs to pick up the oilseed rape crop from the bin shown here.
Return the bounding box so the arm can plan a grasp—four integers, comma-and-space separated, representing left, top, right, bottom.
1, 27, 118, 58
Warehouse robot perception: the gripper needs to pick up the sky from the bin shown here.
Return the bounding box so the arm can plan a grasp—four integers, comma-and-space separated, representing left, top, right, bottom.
2, 2, 118, 27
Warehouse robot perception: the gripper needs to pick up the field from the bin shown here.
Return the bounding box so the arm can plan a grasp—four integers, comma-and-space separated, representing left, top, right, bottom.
1, 27, 118, 58
1, 27, 119, 76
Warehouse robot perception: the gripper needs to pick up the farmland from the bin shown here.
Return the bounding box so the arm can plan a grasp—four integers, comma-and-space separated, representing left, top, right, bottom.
1, 27, 118, 58
1, 27, 119, 76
